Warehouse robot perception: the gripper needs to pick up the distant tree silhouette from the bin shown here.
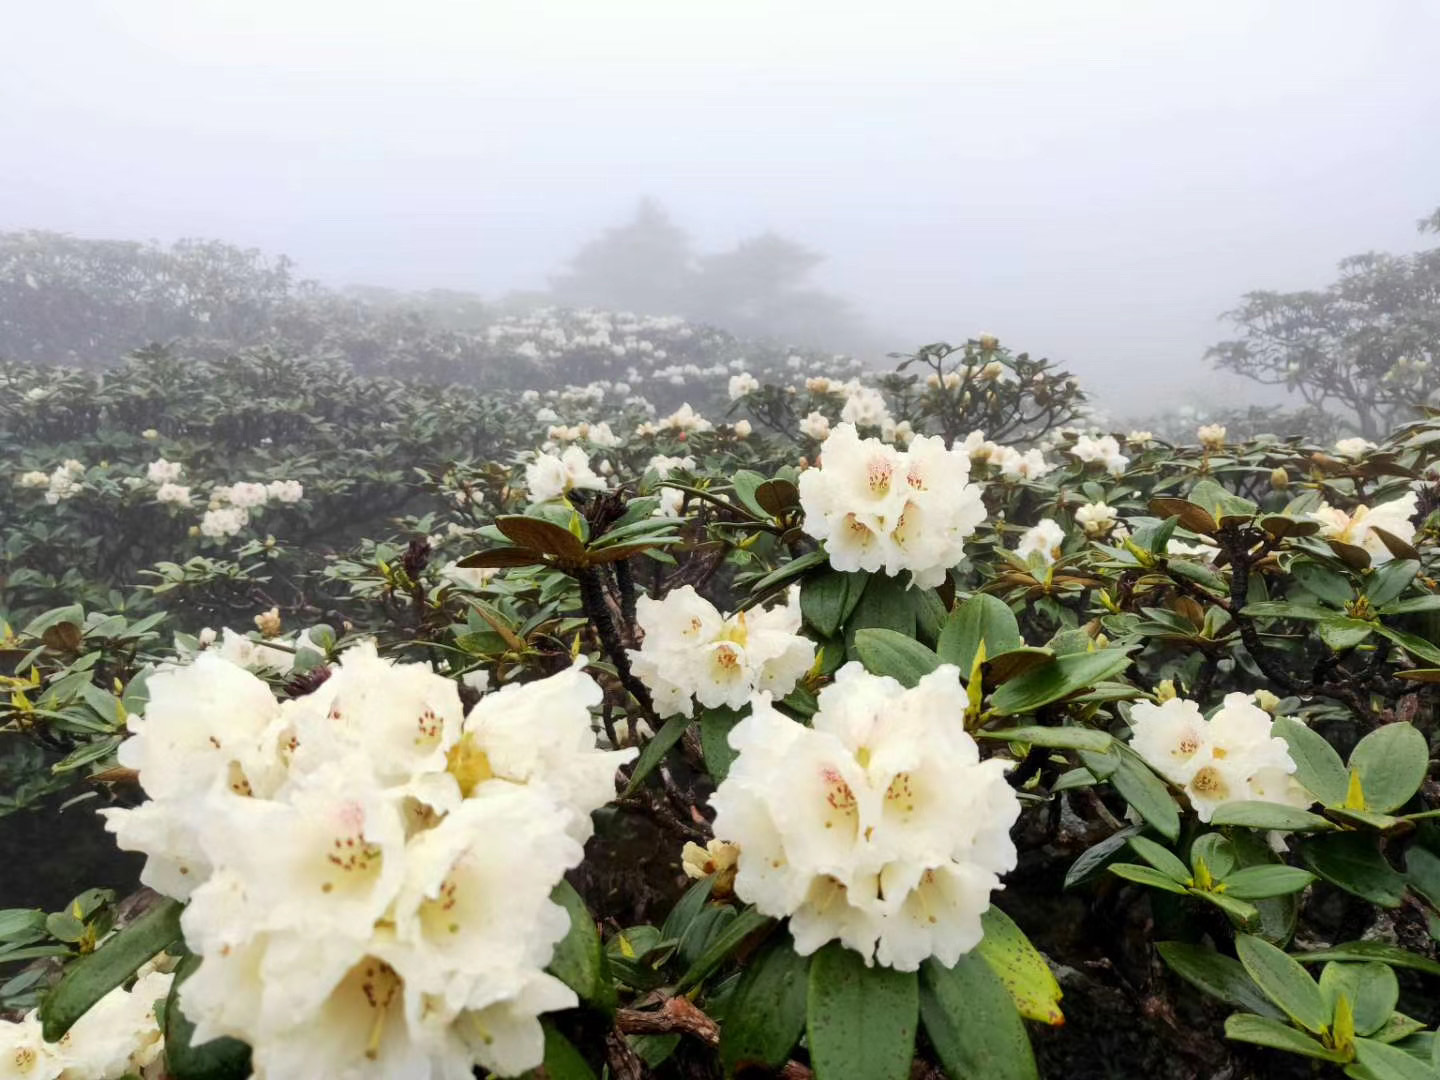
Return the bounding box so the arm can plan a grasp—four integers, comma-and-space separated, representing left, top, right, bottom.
548, 198, 694, 314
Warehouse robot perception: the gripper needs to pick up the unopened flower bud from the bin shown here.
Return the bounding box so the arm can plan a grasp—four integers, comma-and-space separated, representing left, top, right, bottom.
1270, 466, 1289, 491
254, 606, 282, 638
1252, 689, 1281, 713
1155, 679, 1177, 703
978, 333, 999, 351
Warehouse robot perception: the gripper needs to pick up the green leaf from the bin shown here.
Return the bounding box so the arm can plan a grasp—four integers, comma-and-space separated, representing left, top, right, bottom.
1292, 561, 1355, 609
1365, 560, 1420, 608
1189, 889, 1261, 927
1239, 601, 1337, 621
1235, 933, 1330, 1035
1063, 826, 1139, 889
937, 594, 1023, 672
660, 876, 716, 945
0, 908, 46, 940
1223, 1013, 1345, 1061
1406, 845, 1440, 909
1349, 723, 1428, 813
730, 470, 771, 519
1376, 595, 1440, 615
1300, 833, 1408, 907
975, 726, 1113, 752
548, 880, 614, 1010
1374, 624, 1440, 666
975, 907, 1064, 1027
1320, 962, 1399, 1038
39, 898, 183, 1041
1292, 942, 1440, 978
1273, 717, 1349, 807
1189, 833, 1237, 881
162, 953, 252, 1080
1209, 801, 1334, 831
988, 649, 1134, 716
919, 953, 1038, 1080
807, 943, 918, 1080
1128, 836, 1191, 882
1156, 942, 1284, 1019
699, 706, 743, 783
1222, 866, 1317, 900
1110, 750, 1180, 840
1108, 863, 1189, 893
801, 570, 869, 638
1354, 1037, 1440, 1080
535, 1021, 598, 1080
622, 713, 690, 796
719, 934, 811, 1076
1319, 616, 1376, 652
852, 629, 942, 688
676, 907, 773, 991
844, 574, 918, 652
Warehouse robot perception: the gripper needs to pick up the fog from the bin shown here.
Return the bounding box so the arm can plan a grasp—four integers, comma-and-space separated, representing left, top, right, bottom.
2, 0, 1436, 410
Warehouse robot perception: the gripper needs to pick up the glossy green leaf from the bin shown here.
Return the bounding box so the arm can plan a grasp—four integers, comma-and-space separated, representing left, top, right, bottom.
1109, 863, 1189, 893
1156, 942, 1284, 1019
1353, 1037, 1440, 1080
719, 934, 811, 1076
975, 726, 1113, 752
1222, 866, 1317, 901
1209, 801, 1334, 832
808, 943, 918, 1080
919, 953, 1038, 1080
1128, 836, 1191, 882
548, 880, 614, 1010
1349, 723, 1428, 813
1273, 717, 1349, 807
1109, 750, 1180, 840
1292, 942, 1440, 978
801, 569, 869, 638
536, 1021, 598, 1080
1223, 1013, 1344, 1061
676, 906, 773, 991
622, 713, 690, 796
937, 594, 1023, 672
1320, 962, 1399, 1038
852, 629, 942, 688
1234, 934, 1330, 1035
989, 649, 1134, 716
162, 953, 253, 1080
39, 898, 183, 1041
1300, 833, 1407, 907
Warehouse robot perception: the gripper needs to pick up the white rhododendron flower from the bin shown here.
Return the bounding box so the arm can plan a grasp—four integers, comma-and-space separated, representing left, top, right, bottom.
1310, 491, 1417, 564
710, 663, 1020, 970
646, 453, 695, 479
199, 506, 249, 538
1167, 537, 1220, 561
798, 411, 831, 441
146, 458, 183, 485
1334, 437, 1378, 459
1129, 693, 1308, 822
1197, 424, 1228, 450
798, 423, 986, 588
630, 586, 815, 718
524, 446, 606, 502
729, 372, 760, 400
225, 481, 271, 509
441, 561, 498, 591
101, 646, 634, 1078
0, 1010, 65, 1079
16, 469, 49, 488
838, 382, 893, 429
733, 419, 753, 439
50, 967, 173, 1078
1074, 501, 1119, 537
155, 482, 191, 506
266, 478, 304, 503
652, 486, 686, 518
993, 446, 1053, 481
1016, 518, 1066, 565
1070, 434, 1129, 476
1126, 430, 1153, 446
656, 402, 713, 433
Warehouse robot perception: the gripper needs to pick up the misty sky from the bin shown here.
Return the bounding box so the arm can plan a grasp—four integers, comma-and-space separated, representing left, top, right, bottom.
3, 1, 1437, 412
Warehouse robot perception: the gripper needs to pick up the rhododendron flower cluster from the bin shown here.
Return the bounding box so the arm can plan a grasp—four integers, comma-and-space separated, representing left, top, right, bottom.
710, 663, 1020, 971
629, 586, 814, 717
101, 645, 635, 1078
798, 423, 986, 588
0, 966, 173, 1079
524, 445, 607, 502
145, 458, 183, 485
1310, 490, 1417, 564
1069, 434, 1129, 475
1016, 518, 1066, 564
1129, 692, 1308, 822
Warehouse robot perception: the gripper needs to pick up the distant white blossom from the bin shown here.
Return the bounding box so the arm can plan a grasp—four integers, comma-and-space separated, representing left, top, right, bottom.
799, 411, 832, 441
146, 458, 184, 485
1016, 518, 1066, 565
1070, 435, 1129, 476
729, 372, 760, 400
1310, 491, 1417, 564
525, 446, 606, 503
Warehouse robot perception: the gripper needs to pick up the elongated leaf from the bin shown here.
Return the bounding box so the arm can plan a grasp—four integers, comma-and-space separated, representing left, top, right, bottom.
1109, 863, 1189, 893
808, 943, 918, 1080
162, 953, 252, 1080
1223, 1013, 1344, 1061
801, 570, 869, 638
549, 880, 614, 1010
1063, 826, 1139, 889
937, 595, 1023, 672
676, 907, 773, 991
1209, 801, 1334, 832
1300, 833, 1407, 907
1354, 1037, 1440, 1080
919, 953, 1038, 1080
1110, 751, 1180, 840
1156, 942, 1284, 1019
1191, 889, 1261, 927
975, 907, 1064, 1026
622, 713, 690, 796
495, 515, 587, 560
1374, 624, 1440, 666
1222, 866, 1317, 901
989, 649, 1134, 716
1235, 934, 1330, 1035
1273, 717, 1348, 807
1349, 723, 1428, 813
1320, 962, 1398, 1038
719, 934, 811, 1075
699, 707, 743, 783
844, 574, 918, 651
1292, 942, 1440, 977
975, 726, 1113, 752
852, 629, 942, 688
538, 1021, 598, 1080
40, 898, 183, 1041
660, 877, 716, 945
1128, 836, 1191, 883
1365, 560, 1420, 608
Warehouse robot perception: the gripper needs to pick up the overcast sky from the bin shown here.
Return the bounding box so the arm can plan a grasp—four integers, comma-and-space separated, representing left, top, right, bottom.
2, 1, 1436, 411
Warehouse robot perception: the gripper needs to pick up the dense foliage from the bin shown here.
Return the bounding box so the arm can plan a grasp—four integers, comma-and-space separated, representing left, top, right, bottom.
3, 304, 1440, 1079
